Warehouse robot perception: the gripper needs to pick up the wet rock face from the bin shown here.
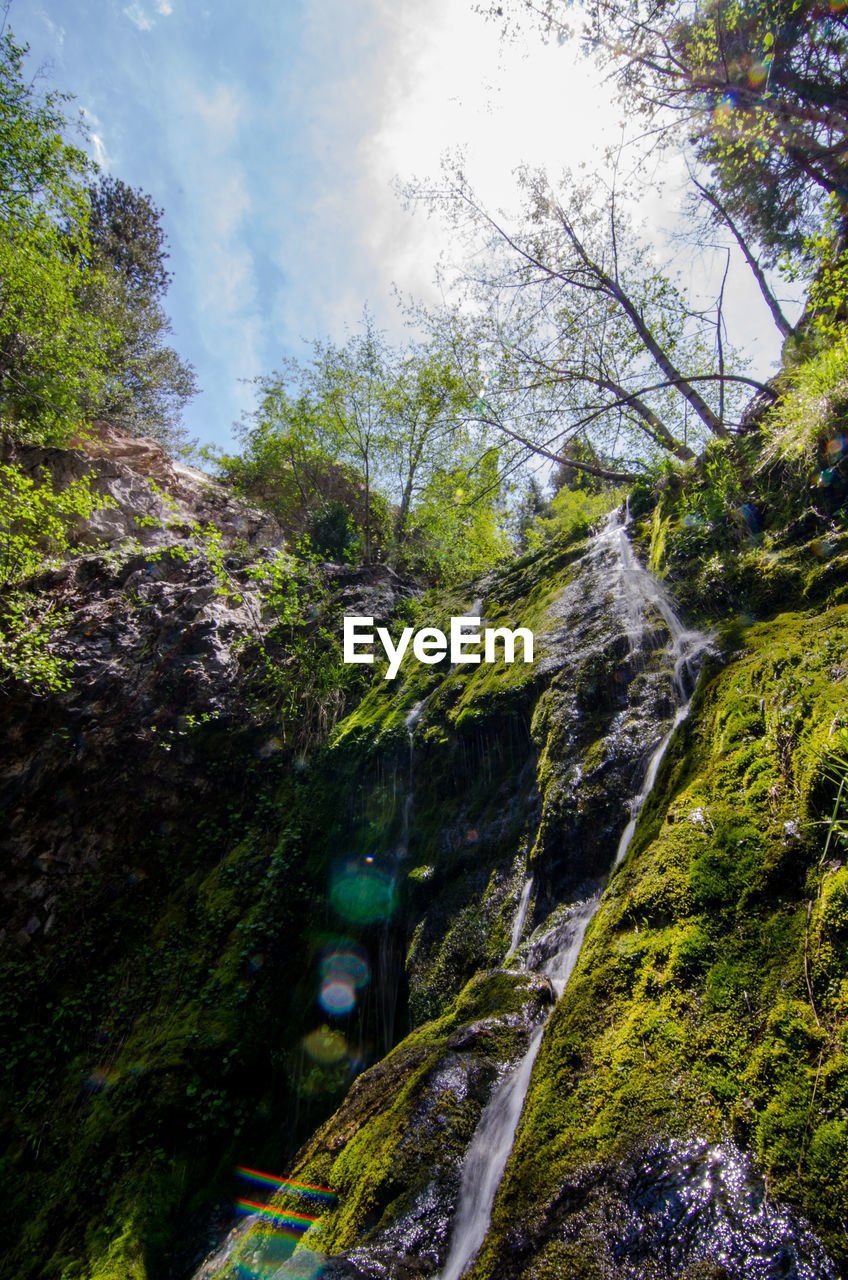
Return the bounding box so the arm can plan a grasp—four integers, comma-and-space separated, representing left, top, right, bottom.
0, 441, 286, 948
399, 513, 708, 1025
0, 546, 267, 946
0, 435, 412, 950
192, 972, 555, 1280
503, 1138, 838, 1280
527, 522, 691, 901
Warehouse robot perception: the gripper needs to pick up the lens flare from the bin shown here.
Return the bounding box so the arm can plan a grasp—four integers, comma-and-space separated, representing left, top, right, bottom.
303, 1026, 348, 1064
320, 943, 370, 987
734, 503, 759, 532
319, 977, 356, 1015
713, 93, 736, 124
329, 859, 397, 924
236, 1200, 318, 1228
317, 942, 371, 1015
83, 1067, 113, 1095
236, 1168, 337, 1201
233, 1225, 313, 1278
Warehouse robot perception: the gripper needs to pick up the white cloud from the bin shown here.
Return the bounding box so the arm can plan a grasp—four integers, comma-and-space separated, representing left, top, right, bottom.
90, 132, 109, 168
80, 107, 112, 169
123, 4, 153, 31
310, 0, 624, 330
38, 11, 66, 47
157, 0, 173, 13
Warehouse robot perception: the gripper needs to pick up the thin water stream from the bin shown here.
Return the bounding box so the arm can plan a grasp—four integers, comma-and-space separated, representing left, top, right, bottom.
505, 876, 533, 961
436, 507, 711, 1280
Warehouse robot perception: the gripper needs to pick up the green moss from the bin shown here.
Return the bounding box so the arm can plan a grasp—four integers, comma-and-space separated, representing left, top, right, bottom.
471, 604, 848, 1274
226, 970, 553, 1265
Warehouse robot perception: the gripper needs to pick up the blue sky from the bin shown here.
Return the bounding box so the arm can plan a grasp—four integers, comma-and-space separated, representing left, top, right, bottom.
14, 0, 409, 448
11, 1, 793, 453
14, 0, 619, 451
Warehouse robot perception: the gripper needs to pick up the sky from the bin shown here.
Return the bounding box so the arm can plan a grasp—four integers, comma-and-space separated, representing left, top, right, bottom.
11, 0, 796, 454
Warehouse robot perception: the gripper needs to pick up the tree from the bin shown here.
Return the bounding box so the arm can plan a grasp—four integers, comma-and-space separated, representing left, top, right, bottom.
415, 163, 770, 482
0, 31, 195, 451
73, 175, 197, 450
487, 0, 848, 263
0, 30, 114, 444
77, 263, 197, 447
216, 388, 391, 556
85, 175, 171, 300
226, 318, 509, 578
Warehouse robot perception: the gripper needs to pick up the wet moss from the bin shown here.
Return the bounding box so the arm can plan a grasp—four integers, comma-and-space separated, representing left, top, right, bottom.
225, 970, 554, 1267
473, 604, 848, 1274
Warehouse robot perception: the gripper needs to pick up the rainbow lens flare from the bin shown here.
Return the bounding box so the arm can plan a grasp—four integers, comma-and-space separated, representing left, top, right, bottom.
235, 1243, 328, 1279
319, 978, 356, 1014
318, 942, 370, 1015
233, 1230, 327, 1278
236, 1200, 318, 1228
236, 1168, 337, 1203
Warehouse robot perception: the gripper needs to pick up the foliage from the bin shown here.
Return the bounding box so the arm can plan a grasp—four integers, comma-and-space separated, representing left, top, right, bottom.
0, 34, 194, 452
225, 317, 509, 581
70, 174, 197, 452
0, 591, 73, 692
84, 174, 172, 301
77, 262, 197, 450
523, 484, 625, 552
514, 475, 551, 550
306, 498, 362, 561
405, 452, 511, 580
0, 462, 105, 583
490, 0, 848, 263
759, 334, 848, 476
243, 549, 356, 749
0, 459, 113, 690
815, 730, 848, 859
781, 195, 848, 352
212, 394, 392, 557
665, 0, 848, 262
0, 30, 116, 444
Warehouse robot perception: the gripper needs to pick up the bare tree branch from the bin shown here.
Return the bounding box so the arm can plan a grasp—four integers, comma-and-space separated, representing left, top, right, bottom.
692, 177, 795, 338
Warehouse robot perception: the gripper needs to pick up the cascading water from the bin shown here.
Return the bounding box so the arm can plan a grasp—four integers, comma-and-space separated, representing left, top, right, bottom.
439, 899, 598, 1280
436, 507, 711, 1280
504, 876, 533, 961
399, 700, 425, 856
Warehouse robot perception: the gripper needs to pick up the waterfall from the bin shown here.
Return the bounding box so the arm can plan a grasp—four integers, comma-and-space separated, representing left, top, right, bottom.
436, 507, 710, 1280
399, 700, 425, 856
505, 876, 533, 961
438, 901, 598, 1280
609, 504, 711, 867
